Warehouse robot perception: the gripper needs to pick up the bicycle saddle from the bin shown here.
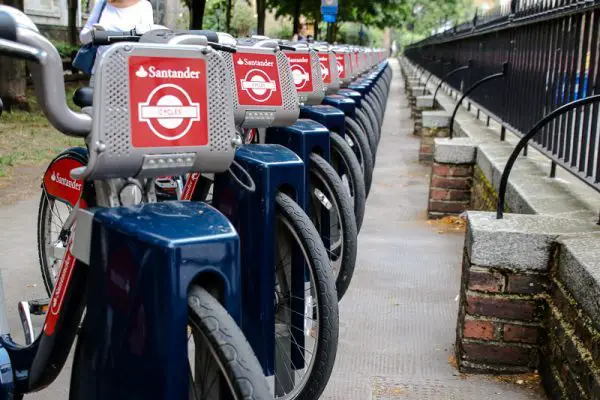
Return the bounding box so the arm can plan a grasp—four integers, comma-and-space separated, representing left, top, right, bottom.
73, 86, 93, 108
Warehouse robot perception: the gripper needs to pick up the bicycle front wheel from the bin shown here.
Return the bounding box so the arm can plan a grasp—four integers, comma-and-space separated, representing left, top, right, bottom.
329, 132, 366, 233
344, 116, 375, 198
309, 153, 358, 299
37, 191, 73, 296
187, 285, 272, 399
274, 192, 339, 400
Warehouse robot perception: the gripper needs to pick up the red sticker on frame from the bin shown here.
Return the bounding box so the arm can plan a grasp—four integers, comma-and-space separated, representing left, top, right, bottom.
232, 52, 283, 106
285, 52, 314, 93
336, 54, 346, 79
318, 52, 332, 84
129, 56, 209, 148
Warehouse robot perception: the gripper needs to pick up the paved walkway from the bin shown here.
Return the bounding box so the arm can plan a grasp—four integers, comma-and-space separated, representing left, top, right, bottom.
0, 59, 545, 399
322, 59, 544, 399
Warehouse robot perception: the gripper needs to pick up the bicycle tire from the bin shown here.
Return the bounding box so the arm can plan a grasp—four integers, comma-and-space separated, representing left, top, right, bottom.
38, 149, 89, 296
274, 192, 339, 400
344, 116, 374, 198
70, 286, 271, 400
309, 153, 358, 298
366, 93, 383, 126
360, 100, 382, 145
363, 96, 382, 135
37, 192, 67, 296
329, 133, 366, 234
355, 107, 377, 149
187, 285, 272, 399
365, 94, 383, 129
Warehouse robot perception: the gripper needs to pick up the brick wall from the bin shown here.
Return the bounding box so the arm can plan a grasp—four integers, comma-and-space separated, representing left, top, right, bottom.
420, 127, 449, 162
413, 107, 433, 136
539, 254, 600, 399
456, 249, 547, 373
428, 163, 473, 218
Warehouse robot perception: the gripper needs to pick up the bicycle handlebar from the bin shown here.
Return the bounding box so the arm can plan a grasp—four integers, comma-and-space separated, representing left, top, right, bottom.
0, 7, 92, 137
91, 28, 236, 52
0, 37, 45, 62
91, 29, 141, 46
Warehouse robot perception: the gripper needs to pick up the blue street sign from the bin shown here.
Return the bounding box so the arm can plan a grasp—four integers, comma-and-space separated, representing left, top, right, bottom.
321, 0, 338, 23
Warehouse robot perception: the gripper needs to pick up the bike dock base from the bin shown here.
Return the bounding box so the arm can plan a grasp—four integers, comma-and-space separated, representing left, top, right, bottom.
300, 104, 346, 136
213, 144, 307, 380
75, 201, 241, 399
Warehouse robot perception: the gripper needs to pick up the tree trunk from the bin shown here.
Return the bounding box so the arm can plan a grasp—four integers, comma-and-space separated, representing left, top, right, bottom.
68, 0, 78, 45
189, 0, 206, 29
0, 0, 28, 111
225, 0, 232, 33
292, 0, 301, 36
256, 0, 265, 35
314, 15, 320, 40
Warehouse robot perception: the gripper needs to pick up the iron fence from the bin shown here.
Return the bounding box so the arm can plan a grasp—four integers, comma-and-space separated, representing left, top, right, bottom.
405, 0, 600, 192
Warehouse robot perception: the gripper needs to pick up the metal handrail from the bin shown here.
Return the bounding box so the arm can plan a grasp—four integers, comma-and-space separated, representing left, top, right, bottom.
496, 94, 600, 219
432, 61, 472, 104
449, 63, 507, 139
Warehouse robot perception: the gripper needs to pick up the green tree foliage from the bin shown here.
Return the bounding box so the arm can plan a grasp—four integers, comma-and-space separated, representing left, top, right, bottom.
231, 0, 257, 36
402, 0, 475, 37
267, 22, 294, 40
337, 23, 385, 46
202, 0, 228, 31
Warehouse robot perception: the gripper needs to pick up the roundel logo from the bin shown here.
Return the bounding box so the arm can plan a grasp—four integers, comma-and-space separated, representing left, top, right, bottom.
233, 52, 283, 107
320, 62, 329, 80
129, 56, 209, 148
291, 64, 310, 89
337, 61, 344, 75
240, 69, 278, 103
139, 83, 200, 141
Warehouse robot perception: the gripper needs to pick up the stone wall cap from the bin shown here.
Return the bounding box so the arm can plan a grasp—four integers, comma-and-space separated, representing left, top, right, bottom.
557, 233, 600, 330
423, 111, 451, 128
465, 212, 600, 271
434, 138, 477, 164
416, 95, 435, 109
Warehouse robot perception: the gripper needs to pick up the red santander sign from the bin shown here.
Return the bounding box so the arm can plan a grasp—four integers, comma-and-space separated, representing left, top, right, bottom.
233, 52, 282, 106
336, 54, 346, 79
285, 52, 314, 93
128, 56, 209, 148
318, 52, 332, 84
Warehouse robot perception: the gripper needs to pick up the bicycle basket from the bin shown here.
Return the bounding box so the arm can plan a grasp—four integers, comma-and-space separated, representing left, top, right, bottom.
72, 42, 236, 181
334, 50, 353, 88
284, 48, 326, 106
317, 50, 340, 95
220, 46, 299, 128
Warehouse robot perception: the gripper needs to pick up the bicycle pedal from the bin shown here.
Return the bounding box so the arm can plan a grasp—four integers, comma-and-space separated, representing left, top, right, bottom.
27, 298, 50, 315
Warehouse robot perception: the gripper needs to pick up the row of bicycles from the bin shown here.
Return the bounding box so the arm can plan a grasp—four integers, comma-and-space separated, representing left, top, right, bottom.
0, 6, 391, 400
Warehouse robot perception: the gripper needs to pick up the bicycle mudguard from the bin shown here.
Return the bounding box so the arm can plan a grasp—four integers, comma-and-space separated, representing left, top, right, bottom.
42, 147, 89, 207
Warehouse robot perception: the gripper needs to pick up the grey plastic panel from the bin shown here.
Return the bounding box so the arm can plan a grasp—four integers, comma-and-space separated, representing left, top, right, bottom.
318, 50, 340, 95
285, 48, 325, 105
335, 50, 353, 88
221, 46, 299, 128
74, 42, 236, 181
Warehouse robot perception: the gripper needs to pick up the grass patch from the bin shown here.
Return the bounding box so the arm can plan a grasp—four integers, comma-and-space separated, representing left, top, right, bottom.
0, 83, 85, 177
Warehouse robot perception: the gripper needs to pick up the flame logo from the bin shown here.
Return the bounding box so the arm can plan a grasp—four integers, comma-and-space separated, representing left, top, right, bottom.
136, 66, 149, 78
51, 172, 56, 181
237, 58, 245, 65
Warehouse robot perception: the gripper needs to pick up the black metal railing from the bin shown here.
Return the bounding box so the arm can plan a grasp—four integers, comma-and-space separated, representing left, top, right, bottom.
405, 0, 600, 195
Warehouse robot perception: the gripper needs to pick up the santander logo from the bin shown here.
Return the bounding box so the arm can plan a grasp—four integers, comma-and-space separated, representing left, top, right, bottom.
236, 57, 275, 68
51, 172, 82, 191
135, 65, 201, 79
